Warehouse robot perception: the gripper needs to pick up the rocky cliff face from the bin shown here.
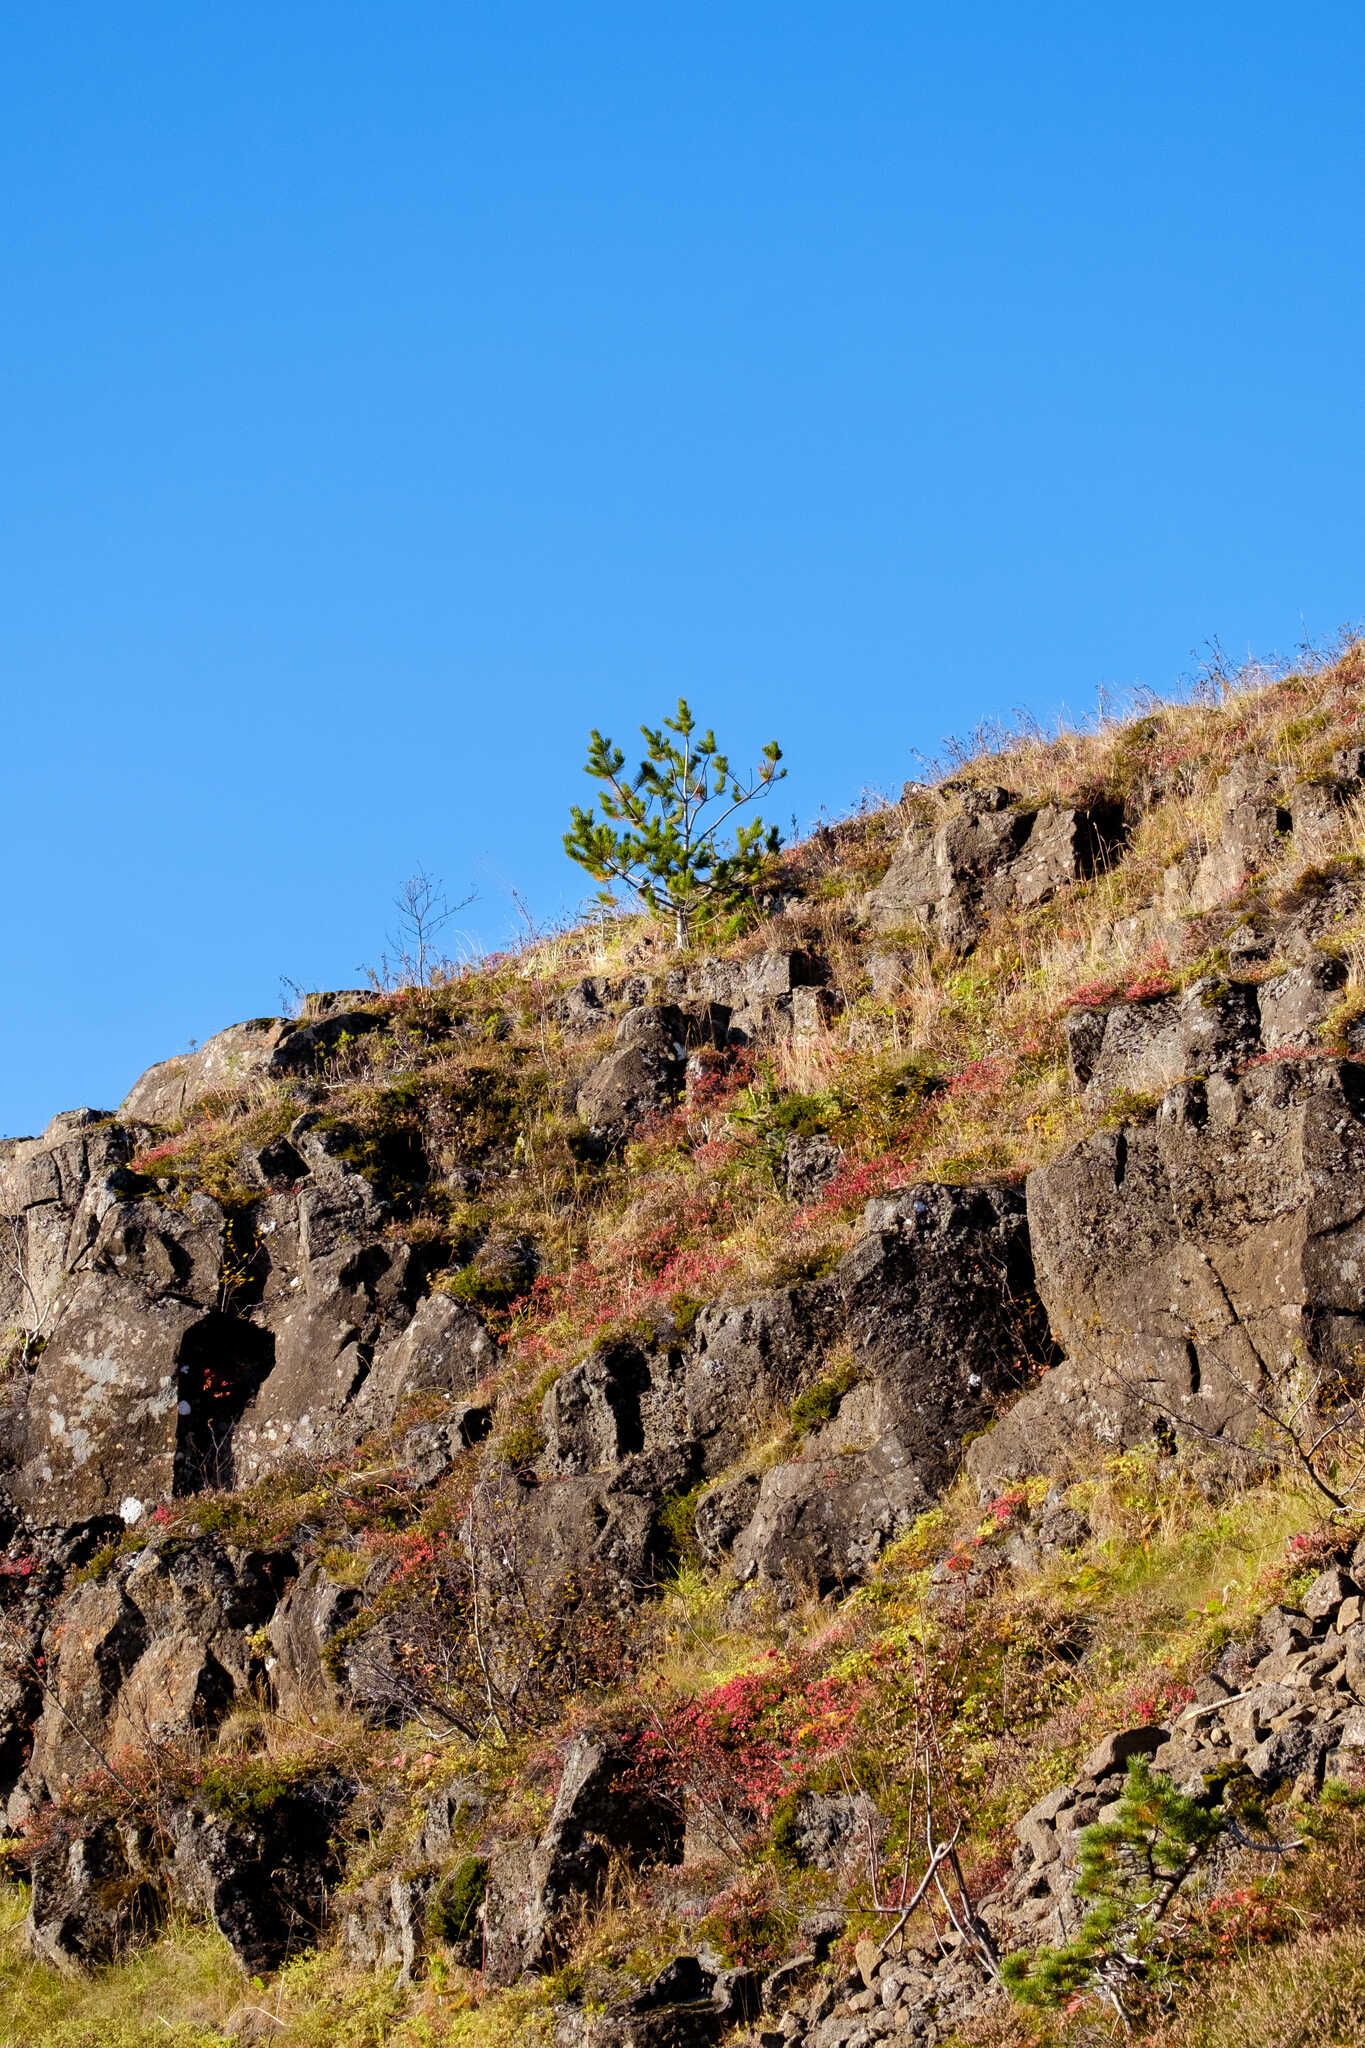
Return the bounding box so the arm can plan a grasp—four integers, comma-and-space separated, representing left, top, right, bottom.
6, 645, 1365, 2045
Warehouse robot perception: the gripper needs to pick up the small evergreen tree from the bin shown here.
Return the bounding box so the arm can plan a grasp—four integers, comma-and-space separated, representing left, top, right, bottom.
1001, 1759, 1226, 2020
563, 699, 785, 946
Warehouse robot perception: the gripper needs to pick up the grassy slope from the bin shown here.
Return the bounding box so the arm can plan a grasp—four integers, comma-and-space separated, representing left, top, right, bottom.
7, 638, 1365, 2046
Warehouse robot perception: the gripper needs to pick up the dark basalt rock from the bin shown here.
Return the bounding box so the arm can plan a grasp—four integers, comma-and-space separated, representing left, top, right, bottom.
169, 1771, 358, 1974
576, 1004, 729, 1146
866, 793, 1123, 952
24, 1771, 355, 1975
483, 1734, 684, 1984
970, 1057, 1365, 1488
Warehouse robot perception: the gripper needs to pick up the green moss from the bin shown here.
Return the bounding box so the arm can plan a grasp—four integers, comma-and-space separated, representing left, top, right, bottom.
1099, 1088, 1160, 1129
791, 1356, 858, 1436
426, 1855, 488, 1944
655, 1483, 706, 1569
74, 1541, 122, 1585
669, 1293, 703, 1336
769, 1791, 804, 1869
198, 1757, 298, 1825
441, 1263, 527, 1310
495, 1420, 545, 1470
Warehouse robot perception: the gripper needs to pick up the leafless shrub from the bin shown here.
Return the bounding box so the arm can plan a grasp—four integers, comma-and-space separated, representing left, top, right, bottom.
363, 868, 477, 991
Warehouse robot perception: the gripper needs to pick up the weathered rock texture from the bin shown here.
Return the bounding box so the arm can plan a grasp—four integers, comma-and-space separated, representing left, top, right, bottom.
866, 787, 1124, 951
972, 1056, 1365, 1486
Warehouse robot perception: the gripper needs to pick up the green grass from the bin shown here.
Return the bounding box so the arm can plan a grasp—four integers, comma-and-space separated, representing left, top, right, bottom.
0, 1886, 240, 2048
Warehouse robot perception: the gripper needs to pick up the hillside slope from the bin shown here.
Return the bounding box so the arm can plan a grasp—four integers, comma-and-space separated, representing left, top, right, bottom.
6, 641, 1365, 2046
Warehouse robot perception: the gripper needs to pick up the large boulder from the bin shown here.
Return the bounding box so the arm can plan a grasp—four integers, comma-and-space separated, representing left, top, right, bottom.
719, 1184, 1047, 1593
120, 1019, 294, 1125
483, 1734, 683, 1983
729, 1441, 923, 1598
576, 1004, 729, 1145
0, 1112, 142, 1337
119, 1008, 389, 1126
867, 790, 1122, 950
25, 1817, 164, 1968
970, 1057, 1365, 1487
168, 1772, 357, 1973
26, 1770, 359, 1975
16, 1538, 295, 1813
866, 788, 1033, 950
6, 1193, 233, 1522
1065, 977, 1261, 1106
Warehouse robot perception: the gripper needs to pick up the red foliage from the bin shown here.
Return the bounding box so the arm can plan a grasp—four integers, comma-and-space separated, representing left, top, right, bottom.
1063, 947, 1173, 1014
946, 1056, 1012, 1098
985, 1488, 1028, 1527
130, 1137, 189, 1174
1240, 1045, 1339, 1073
792, 1150, 919, 1228
505, 1184, 741, 1362
634, 1653, 868, 1834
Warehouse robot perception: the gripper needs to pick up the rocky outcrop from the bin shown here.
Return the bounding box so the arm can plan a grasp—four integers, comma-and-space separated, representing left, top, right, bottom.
1064, 975, 1261, 1106
971, 1056, 1365, 1487
11, 1537, 294, 1822
119, 1007, 389, 1125
532, 1183, 1046, 1604
866, 788, 1123, 951
8, 1191, 235, 1521
1065, 957, 1349, 1108
483, 1733, 684, 1983
576, 1003, 729, 1146
0, 1111, 144, 1340
720, 1185, 1044, 1596
1, 1106, 493, 1521
25, 1769, 355, 1974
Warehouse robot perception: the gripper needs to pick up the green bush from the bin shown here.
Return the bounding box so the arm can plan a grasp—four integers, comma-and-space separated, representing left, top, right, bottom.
1001, 1758, 1226, 2010
768, 1792, 804, 1869
1099, 1088, 1160, 1129
442, 1263, 526, 1310
655, 1484, 705, 1568
496, 1420, 545, 1470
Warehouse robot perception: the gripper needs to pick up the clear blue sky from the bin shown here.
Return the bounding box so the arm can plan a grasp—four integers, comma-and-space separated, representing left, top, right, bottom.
4, 3, 1363, 1135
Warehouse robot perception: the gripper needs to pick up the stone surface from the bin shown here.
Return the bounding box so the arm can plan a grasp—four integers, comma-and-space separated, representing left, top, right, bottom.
970, 1058, 1365, 1485
1189, 757, 1290, 913
25, 1818, 164, 1968
26, 1773, 355, 1975
1258, 955, 1347, 1050
15, 1539, 293, 1813
784, 1133, 844, 1203
483, 1735, 684, 1983
1065, 977, 1261, 1106
120, 1010, 388, 1125
576, 1007, 692, 1143
168, 1772, 357, 1973
866, 792, 1122, 950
